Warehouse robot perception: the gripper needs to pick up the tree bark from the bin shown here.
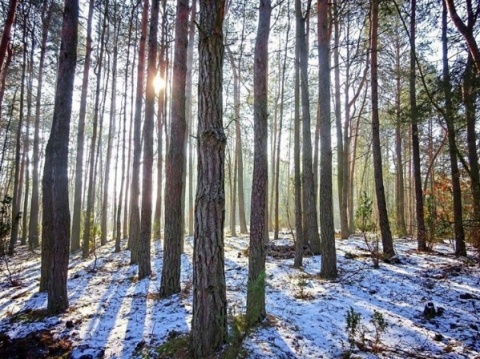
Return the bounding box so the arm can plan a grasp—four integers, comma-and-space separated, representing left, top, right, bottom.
101, 1, 119, 247
186, 0, 197, 237
296, 0, 320, 255
191, 0, 227, 356
129, 0, 148, 264
464, 56, 480, 250
161, 0, 188, 294
8, 11, 28, 256
246, 0, 271, 326
138, 0, 159, 279
293, 20, 303, 268
370, 0, 395, 259
394, 33, 406, 237
71, 0, 94, 253
30, 0, 52, 251
318, 0, 337, 279
410, 0, 427, 251
41, 0, 78, 314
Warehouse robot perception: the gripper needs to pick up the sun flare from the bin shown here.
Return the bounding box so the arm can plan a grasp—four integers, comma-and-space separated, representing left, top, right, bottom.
153, 73, 166, 94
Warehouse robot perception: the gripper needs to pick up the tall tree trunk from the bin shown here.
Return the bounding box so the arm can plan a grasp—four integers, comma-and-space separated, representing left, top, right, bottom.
293, 21, 303, 268
160, 0, 188, 294
71, 0, 94, 253
370, 0, 395, 259
296, 0, 320, 255
83, 1, 108, 259
442, 2, 466, 256
274, 12, 290, 240
186, 0, 196, 237
191, 0, 227, 356
8, 13, 28, 256
22, 27, 35, 246
334, 0, 348, 239
116, 2, 136, 252
129, 0, 148, 264
246, 0, 271, 327
410, 0, 427, 251
138, 0, 159, 279
394, 34, 406, 237
153, 0, 167, 240
101, 3, 119, 247
41, 0, 78, 314
318, 0, 337, 279
464, 56, 480, 250
30, 0, 51, 250
228, 45, 248, 234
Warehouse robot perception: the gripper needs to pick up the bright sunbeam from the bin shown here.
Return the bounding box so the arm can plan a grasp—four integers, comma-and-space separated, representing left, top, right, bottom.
154, 72, 166, 94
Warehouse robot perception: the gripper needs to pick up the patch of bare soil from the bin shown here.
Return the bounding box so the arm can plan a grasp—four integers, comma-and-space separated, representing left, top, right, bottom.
0, 329, 72, 358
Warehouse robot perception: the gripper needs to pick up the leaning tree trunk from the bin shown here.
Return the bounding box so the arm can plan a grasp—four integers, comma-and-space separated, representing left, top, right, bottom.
191, 0, 227, 356
370, 0, 395, 259
41, 0, 78, 314
161, 0, 189, 295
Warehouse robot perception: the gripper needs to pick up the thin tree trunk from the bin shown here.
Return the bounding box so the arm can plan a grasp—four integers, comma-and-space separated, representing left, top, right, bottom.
410, 0, 427, 251
71, 0, 94, 253
370, 0, 395, 259
83, 1, 108, 258
41, 0, 78, 314
101, 2, 119, 247
9, 14, 28, 255
334, 0, 348, 239
395, 34, 406, 237
22, 27, 35, 246
293, 21, 303, 268
274, 13, 290, 240
29, 0, 51, 250
464, 55, 480, 250
186, 0, 196, 237
297, 0, 320, 255
129, 0, 148, 264
442, 2, 466, 256
154, 0, 166, 240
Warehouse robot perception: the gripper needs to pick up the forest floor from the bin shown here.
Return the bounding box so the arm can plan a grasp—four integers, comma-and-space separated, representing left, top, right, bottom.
0, 234, 479, 358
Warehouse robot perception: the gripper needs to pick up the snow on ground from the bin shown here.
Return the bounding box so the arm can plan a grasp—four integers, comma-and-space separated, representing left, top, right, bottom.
1, 235, 479, 358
